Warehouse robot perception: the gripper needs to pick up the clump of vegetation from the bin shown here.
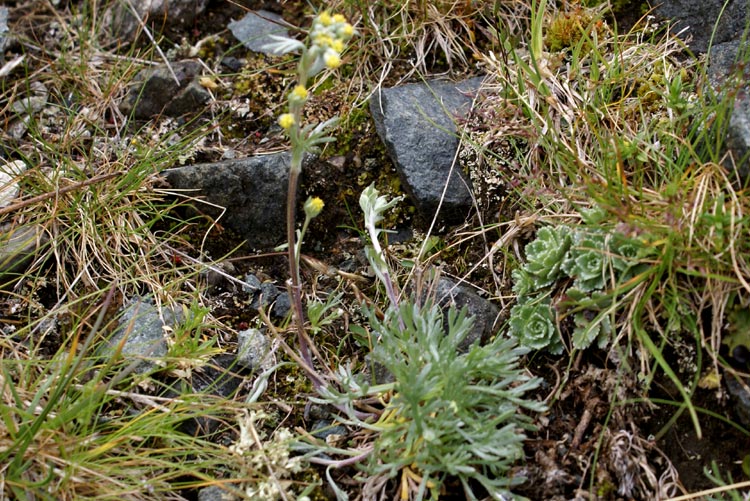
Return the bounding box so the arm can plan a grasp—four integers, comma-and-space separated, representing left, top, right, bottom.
305, 185, 546, 500
4, 0, 750, 498
508, 224, 653, 353
546, 6, 605, 52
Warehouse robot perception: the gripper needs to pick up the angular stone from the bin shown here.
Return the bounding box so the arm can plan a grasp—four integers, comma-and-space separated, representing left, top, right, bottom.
370, 77, 484, 227
104, 298, 176, 373
708, 40, 750, 182
236, 328, 271, 370
119, 60, 207, 119
164, 152, 294, 249
655, 0, 749, 54
726, 375, 750, 428
0, 224, 46, 279
0, 7, 8, 55
164, 80, 211, 117
0, 160, 26, 208
228, 10, 292, 54
434, 276, 499, 350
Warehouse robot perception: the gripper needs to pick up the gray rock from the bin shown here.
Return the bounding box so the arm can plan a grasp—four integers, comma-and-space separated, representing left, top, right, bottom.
0, 160, 27, 209
242, 273, 262, 293
164, 80, 211, 117
8, 82, 48, 140
104, 298, 177, 373
655, 0, 749, 54
119, 60, 209, 119
434, 276, 499, 350
165, 153, 294, 249
252, 282, 280, 310
708, 40, 750, 182
104, 0, 209, 41
198, 486, 235, 501
229, 10, 292, 54
272, 291, 291, 319
311, 419, 348, 441
173, 353, 249, 436
203, 260, 237, 290
236, 328, 271, 370
190, 353, 246, 397
0, 224, 47, 279
726, 375, 750, 428
370, 78, 484, 227
0, 7, 8, 55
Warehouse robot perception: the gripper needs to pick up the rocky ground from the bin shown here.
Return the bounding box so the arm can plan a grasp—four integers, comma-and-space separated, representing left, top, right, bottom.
1, 0, 750, 500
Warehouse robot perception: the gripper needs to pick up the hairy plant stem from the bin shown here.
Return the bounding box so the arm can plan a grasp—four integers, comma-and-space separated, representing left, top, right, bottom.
287, 169, 309, 360
286, 154, 324, 390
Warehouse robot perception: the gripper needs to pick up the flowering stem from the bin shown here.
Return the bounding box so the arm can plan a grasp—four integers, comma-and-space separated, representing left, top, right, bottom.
286, 163, 315, 379
271, 10, 355, 390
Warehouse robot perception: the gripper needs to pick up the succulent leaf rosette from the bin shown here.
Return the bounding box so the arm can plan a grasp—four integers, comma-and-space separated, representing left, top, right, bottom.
511, 267, 535, 297
565, 288, 614, 349
562, 232, 607, 292
611, 234, 652, 280
509, 224, 651, 353
523, 225, 572, 289
509, 298, 563, 354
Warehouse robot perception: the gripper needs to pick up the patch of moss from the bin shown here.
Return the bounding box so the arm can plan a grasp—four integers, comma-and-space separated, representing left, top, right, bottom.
546, 7, 605, 53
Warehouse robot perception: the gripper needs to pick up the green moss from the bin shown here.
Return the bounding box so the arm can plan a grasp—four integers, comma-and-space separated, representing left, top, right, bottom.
545, 7, 604, 53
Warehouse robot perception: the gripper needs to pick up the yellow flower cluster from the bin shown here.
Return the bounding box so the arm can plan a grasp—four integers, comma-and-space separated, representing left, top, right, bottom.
310, 11, 355, 70
277, 12, 354, 134
278, 113, 295, 130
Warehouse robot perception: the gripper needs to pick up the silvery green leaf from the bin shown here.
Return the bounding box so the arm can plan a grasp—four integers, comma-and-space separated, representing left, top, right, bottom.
261, 34, 305, 55
360, 184, 405, 236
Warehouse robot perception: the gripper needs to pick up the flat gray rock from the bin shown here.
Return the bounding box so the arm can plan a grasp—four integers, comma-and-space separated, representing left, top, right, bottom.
0, 224, 46, 280
708, 40, 750, 182
119, 60, 209, 119
165, 152, 295, 249
104, 298, 177, 373
370, 77, 484, 227
435, 276, 499, 350
229, 10, 292, 54
104, 0, 209, 41
655, 0, 749, 54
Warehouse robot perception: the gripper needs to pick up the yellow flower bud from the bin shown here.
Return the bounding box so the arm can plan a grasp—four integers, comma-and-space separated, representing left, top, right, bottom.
324, 51, 341, 69
314, 34, 333, 48
331, 39, 344, 53
290, 84, 308, 102
332, 14, 346, 23
278, 113, 295, 129
304, 197, 325, 218
318, 11, 332, 26
340, 23, 354, 37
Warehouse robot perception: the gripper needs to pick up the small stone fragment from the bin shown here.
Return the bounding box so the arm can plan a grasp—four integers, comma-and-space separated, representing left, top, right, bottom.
103, 298, 178, 374
236, 328, 271, 370
0, 224, 47, 279
229, 10, 292, 54
0, 160, 27, 208
119, 60, 207, 119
